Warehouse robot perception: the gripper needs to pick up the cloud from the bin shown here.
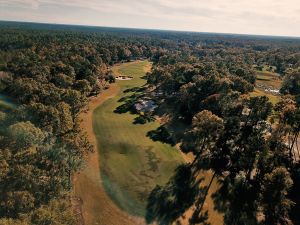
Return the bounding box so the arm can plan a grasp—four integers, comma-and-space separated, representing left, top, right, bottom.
1, 0, 300, 36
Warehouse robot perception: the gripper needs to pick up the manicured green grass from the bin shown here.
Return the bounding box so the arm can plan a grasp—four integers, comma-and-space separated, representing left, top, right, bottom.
93, 61, 184, 216
251, 70, 282, 105
256, 71, 282, 89
250, 88, 280, 105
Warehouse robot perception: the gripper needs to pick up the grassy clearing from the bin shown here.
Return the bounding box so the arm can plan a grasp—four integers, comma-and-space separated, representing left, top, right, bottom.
256, 71, 282, 89
93, 61, 184, 216
250, 88, 280, 105
250, 71, 282, 105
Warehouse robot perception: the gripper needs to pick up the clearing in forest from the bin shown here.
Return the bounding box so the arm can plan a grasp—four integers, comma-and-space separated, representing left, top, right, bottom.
93, 61, 184, 216
251, 71, 282, 105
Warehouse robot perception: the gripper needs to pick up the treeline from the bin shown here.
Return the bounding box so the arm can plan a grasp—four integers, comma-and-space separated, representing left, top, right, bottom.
0, 23, 168, 224
147, 52, 300, 224
0, 21, 300, 224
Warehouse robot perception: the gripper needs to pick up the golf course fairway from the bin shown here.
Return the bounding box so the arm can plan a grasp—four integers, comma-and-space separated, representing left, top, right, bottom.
93, 61, 184, 216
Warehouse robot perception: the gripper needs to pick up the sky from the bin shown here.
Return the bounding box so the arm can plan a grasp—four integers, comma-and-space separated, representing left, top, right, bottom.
1, 0, 300, 37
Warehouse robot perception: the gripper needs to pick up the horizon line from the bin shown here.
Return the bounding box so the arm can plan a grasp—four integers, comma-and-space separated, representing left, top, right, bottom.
1, 19, 300, 40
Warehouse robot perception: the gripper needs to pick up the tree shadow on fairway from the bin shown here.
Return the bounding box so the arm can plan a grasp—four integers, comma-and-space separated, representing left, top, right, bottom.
146, 126, 175, 146
145, 159, 228, 225
113, 100, 136, 114
210, 176, 258, 225
133, 114, 155, 124
140, 75, 148, 80
114, 88, 145, 114
123, 86, 146, 93
145, 164, 203, 225
114, 93, 142, 114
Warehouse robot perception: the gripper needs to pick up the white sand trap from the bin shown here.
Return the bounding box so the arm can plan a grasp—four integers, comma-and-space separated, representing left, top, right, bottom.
115, 76, 133, 80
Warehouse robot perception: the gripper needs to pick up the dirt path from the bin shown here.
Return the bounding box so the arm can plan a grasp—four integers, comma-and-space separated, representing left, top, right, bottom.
73, 83, 145, 225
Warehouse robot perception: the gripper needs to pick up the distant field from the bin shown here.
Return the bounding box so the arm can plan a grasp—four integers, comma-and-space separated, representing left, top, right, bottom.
93, 61, 184, 216
256, 71, 282, 89
250, 88, 280, 105
251, 71, 282, 105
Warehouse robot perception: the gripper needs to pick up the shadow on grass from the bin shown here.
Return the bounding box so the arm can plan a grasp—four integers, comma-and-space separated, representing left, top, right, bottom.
114, 88, 145, 114
145, 164, 203, 225
146, 126, 175, 146
211, 176, 258, 225
133, 114, 155, 124
123, 86, 146, 93
114, 101, 136, 114
146, 156, 237, 225
140, 75, 148, 80
114, 95, 140, 114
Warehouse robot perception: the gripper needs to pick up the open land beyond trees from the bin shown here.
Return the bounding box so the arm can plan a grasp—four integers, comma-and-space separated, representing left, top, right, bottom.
250, 70, 283, 105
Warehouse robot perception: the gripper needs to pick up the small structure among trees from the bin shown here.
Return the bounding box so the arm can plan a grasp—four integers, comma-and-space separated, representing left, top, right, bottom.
134, 99, 157, 113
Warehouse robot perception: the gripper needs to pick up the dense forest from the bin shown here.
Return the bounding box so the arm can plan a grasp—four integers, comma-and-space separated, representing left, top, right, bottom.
145, 32, 300, 224
0, 21, 299, 224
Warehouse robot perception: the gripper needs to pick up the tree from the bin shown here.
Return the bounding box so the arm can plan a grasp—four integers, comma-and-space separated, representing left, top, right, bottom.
275, 98, 300, 162
53, 73, 73, 88
0, 218, 28, 225
0, 159, 9, 180
31, 199, 76, 225
73, 79, 92, 96
261, 167, 294, 225
281, 72, 300, 95
62, 89, 86, 116
8, 121, 45, 149
2, 191, 35, 217
234, 67, 256, 84
57, 102, 74, 135
183, 110, 224, 165
22, 103, 60, 133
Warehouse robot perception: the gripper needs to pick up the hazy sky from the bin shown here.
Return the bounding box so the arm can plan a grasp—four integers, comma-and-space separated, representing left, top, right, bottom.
1, 0, 300, 37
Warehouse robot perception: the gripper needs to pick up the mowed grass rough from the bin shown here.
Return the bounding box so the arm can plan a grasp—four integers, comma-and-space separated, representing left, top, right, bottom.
93, 61, 184, 216
250, 88, 280, 105
250, 71, 282, 105
256, 71, 282, 89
